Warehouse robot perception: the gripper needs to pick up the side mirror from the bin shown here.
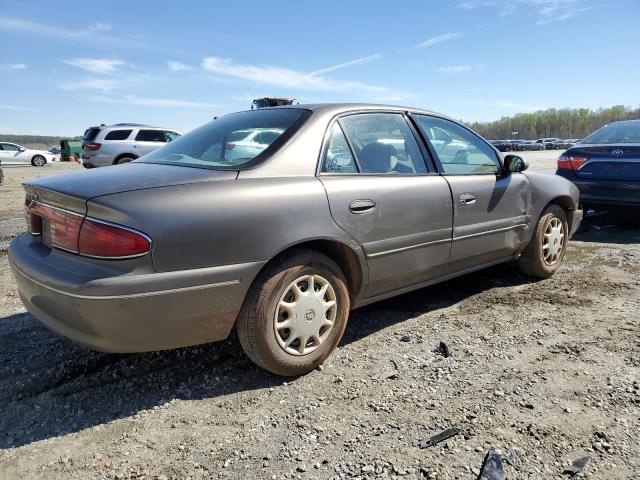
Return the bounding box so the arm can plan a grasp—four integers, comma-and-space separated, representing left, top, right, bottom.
504, 154, 529, 173
19, 147, 26, 152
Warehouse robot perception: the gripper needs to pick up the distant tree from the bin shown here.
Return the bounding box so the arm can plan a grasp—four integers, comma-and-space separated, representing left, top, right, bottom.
466, 105, 640, 139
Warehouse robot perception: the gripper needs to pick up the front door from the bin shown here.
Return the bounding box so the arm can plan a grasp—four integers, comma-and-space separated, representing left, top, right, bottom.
412, 114, 531, 267
318, 112, 454, 297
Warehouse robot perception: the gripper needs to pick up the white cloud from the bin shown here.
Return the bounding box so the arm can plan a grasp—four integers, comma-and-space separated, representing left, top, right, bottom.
458, 0, 595, 24
415, 32, 464, 48
60, 79, 121, 92
168, 61, 191, 71
88, 94, 220, 109
0, 63, 26, 71
201, 57, 390, 94
63, 58, 125, 74
309, 53, 383, 76
437, 64, 487, 74
0, 17, 127, 46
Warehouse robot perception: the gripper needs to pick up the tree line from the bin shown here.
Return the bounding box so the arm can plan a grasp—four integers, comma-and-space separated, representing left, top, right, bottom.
465, 105, 640, 140
0, 134, 81, 150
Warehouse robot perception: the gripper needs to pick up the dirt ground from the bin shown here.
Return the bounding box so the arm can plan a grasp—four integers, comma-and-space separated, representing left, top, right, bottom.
0, 162, 639, 480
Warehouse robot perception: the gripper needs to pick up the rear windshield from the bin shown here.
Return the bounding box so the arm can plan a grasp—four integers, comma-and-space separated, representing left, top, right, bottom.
582, 122, 640, 144
137, 109, 311, 170
83, 128, 101, 142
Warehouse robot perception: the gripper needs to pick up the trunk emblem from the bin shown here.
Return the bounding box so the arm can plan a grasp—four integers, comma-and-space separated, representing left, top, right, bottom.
611, 149, 624, 156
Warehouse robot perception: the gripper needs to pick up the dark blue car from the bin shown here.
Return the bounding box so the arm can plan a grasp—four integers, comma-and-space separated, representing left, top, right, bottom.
556, 120, 640, 210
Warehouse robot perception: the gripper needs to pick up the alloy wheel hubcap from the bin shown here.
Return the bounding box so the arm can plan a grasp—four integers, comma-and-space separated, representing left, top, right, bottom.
543, 217, 564, 265
274, 274, 337, 356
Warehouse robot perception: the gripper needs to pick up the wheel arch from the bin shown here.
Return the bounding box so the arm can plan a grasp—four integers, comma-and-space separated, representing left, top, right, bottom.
256, 238, 366, 305
113, 153, 138, 165
547, 195, 576, 232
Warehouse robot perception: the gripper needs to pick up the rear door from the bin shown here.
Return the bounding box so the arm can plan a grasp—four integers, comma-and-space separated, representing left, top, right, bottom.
133, 129, 168, 156
319, 112, 453, 297
412, 115, 531, 267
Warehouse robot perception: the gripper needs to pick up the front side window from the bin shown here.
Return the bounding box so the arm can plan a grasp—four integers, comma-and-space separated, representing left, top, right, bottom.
413, 115, 500, 174
321, 123, 358, 173
104, 129, 132, 141
1, 143, 19, 152
137, 108, 310, 169
338, 113, 427, 174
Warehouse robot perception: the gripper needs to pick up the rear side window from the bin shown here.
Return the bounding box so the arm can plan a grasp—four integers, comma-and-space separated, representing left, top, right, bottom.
163, 131, 181, 142
137, 109, 311, 170
104, 129, 132, 141
322, 123, 358, 174
338, 113, 427, 174
136, 130, 166, 142
83, 128, 101, 141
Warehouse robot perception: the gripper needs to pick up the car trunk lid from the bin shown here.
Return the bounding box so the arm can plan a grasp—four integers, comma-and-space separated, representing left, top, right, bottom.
24, 162, 238, 214
571, 145, 640, 181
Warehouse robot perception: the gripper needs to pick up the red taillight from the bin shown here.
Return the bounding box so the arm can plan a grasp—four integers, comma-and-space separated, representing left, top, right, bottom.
78, 219, 151, 258
557, 155, 589, 170
25, 197, 83, 252
25, 197, 151, 258
85, 143, 101, 151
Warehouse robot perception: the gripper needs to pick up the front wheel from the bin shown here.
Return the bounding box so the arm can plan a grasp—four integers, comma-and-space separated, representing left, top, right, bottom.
237, 250, 350, 376
518, 204, 568, 278
31, 155, 46, 167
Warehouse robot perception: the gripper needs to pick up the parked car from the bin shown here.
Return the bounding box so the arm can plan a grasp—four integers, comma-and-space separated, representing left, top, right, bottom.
49, 145, 61, 155
81, 123, 181, 168
556, 119, 640, 210
0, 142, 57, 166
9, 104, 582, 376
553, 139, 575, 150
490, 140, 510, 152
519, 140, 544, 151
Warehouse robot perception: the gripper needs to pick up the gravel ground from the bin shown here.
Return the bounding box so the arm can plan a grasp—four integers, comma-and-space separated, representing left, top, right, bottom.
1, 160, 639, 480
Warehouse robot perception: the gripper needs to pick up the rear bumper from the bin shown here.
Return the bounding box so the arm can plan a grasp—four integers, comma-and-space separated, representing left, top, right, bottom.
9, 234, 263, 353
557, 173, 640, 208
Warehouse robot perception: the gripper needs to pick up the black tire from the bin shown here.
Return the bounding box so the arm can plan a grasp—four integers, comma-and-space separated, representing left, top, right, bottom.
31, 155, 46, 167
114, 156, 135, 165
518, 204, 568, 278
237, 250, 350, 376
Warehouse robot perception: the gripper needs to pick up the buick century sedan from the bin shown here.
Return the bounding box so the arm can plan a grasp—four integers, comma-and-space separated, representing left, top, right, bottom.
9, 104, 582, 376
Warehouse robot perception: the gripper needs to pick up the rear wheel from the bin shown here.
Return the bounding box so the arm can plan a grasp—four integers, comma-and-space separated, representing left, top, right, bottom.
518, 204, 568, 278
237, 250, 350, 376
31, 155, 46, 167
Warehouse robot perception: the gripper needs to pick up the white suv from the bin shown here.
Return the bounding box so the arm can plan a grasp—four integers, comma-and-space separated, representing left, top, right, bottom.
81, 123, 181, 168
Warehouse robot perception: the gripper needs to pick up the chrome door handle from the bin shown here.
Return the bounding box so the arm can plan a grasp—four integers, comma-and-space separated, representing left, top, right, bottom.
349, 199, 376, 214
459, 193, 477, 205
133, 144, 142, 148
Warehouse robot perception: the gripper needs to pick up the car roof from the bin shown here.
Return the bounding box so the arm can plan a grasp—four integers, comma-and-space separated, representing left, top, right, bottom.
244, 103, 456, 121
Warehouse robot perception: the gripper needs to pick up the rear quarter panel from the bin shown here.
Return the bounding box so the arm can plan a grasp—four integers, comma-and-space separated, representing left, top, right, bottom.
85, 177, 362, 273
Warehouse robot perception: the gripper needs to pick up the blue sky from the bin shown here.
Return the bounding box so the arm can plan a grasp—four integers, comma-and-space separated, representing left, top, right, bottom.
1, 0, 638, 136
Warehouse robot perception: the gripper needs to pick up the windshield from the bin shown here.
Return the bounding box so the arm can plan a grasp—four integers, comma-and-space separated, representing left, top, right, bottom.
582, 121, 640, 144
137, 109, 311, 169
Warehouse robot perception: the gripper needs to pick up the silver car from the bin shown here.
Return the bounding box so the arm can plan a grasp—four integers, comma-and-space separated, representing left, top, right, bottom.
10, 104, 582, 376
81, 123, 181, 167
